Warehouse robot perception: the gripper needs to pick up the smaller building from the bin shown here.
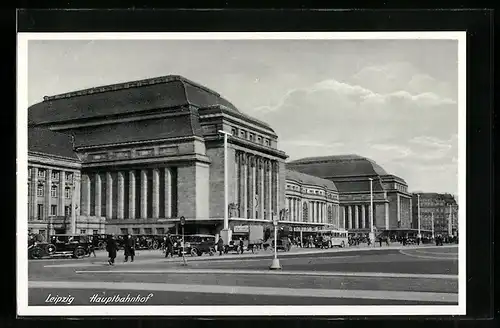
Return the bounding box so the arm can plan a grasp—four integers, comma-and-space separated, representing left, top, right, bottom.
411, 193, 458, 237
284, 169, 341, 231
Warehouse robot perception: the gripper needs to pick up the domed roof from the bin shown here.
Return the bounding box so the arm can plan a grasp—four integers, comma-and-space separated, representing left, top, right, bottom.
28, 75, 241, 126
285, 169, 337, 191
287, 154, 389, 178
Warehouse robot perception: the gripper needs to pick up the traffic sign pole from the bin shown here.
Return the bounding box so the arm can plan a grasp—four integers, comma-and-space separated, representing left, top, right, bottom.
269, 213, 282, 270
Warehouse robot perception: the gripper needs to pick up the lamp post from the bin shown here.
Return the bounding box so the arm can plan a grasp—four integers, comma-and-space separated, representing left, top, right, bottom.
218, 130, 232, 245
368, 178, 375, 245
269, 210, 282, 270
417, 194, 421, 240
448, 204, 452, 236
431, 212, 435, 240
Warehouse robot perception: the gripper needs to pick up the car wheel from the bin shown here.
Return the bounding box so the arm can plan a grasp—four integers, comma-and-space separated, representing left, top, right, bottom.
190, 248, 198, 256
152, 241, 159, 250
73, 247, 86, 259
30, 247, 43, 259
47, 244, 56, 255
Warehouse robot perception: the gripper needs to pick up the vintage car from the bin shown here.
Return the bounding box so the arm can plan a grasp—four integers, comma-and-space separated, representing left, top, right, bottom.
174, 234, 216, 256
49, 234, 92, 258
28, 234, 57, 260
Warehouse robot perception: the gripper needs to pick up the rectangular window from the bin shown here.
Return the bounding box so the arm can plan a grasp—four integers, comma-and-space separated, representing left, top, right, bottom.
64, 206, 71, 217
50, 205, 57, 216
156, 228, 165, 235
37, 204, 43, 220
37, 185, 44, 197
38, 170, 46, 178
65, 173, 73, 181
51, 171, 59, 180
132, 228, 140, 235
144, 228, 152, 235
120, 228, 129, 235
65, 188, 71, 199
51, 186, 58, 198
80, 229, 86, 234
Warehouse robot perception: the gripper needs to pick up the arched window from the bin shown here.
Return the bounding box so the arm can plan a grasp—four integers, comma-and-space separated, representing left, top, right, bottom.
328, 205, 333, 223
302, 202, 308, 222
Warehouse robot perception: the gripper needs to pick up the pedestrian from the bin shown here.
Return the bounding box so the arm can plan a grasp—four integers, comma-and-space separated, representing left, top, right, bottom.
385, 236, 390, 247
106, 235, 117, 266
164, 233, 174, 258
379, 237, 383, 247
88, 236, 97, 257
217, 236, 224, 256
239, 237, 244, 254
124, 234, 136, 262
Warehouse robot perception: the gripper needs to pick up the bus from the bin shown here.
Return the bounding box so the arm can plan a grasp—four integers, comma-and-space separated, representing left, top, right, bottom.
316, 229, 348, 248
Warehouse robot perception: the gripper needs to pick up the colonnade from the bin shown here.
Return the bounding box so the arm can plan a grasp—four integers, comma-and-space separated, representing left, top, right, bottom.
285, 197, 341, 228
80, 167, 174, 219
344, 204, 370, 230
235, 151, 279, 220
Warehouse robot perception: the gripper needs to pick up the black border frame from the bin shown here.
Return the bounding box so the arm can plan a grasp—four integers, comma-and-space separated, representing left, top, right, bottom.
4, 8, 495, 328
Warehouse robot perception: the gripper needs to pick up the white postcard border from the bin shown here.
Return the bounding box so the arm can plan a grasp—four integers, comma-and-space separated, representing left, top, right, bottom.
17, 31, 467, 317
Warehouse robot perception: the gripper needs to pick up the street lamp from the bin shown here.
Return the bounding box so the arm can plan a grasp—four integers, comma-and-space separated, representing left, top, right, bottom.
218, 130, 233, 245
368, 178, 375, 245
417, 194, 421, 240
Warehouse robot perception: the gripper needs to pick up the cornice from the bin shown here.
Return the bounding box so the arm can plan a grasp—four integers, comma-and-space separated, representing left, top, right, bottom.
75, 135, 204, 151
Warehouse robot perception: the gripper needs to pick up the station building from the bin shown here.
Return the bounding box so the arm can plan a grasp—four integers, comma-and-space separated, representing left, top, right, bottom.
26, 75, 303, 240
286, 155, 413, 234
411, 192, 458, 237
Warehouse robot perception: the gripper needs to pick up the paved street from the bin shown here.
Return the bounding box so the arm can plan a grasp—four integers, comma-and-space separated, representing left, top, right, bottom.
28, 244, 459, 306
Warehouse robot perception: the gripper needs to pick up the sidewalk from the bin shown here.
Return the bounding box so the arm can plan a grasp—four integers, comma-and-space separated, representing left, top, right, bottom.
129, 243, 458, 263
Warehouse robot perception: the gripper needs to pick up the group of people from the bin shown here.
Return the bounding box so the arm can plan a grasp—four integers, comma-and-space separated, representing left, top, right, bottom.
105, 234, 136, 266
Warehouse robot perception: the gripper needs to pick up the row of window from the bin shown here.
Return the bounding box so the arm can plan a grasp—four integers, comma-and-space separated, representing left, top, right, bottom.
395, 184, 408, 192
30, 204, 72, 219
120, 227, 162, 235
29, 168, 74, 181
28, 184, 72, 198
286, 184, 337, 199
230, 127, 271, 147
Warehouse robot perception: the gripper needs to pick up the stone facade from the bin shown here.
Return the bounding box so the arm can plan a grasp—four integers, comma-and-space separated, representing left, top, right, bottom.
412, 193, 458, 237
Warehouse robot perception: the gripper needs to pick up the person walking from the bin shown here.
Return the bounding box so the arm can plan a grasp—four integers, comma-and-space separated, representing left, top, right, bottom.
106, 235, 117, 266
164, 233, 174, 258
385, 236, 390, 247
88, 235, 97, 257
217, 236, 224, 256
124, 234, 136, 262
239, 237, 244, 255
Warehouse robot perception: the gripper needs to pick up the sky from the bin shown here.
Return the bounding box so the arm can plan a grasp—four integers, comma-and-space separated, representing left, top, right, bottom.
27, 38, 460, 195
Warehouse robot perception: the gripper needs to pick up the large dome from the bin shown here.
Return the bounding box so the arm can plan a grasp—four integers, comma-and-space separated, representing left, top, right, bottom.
287, 154, 389, 178
28, 75, 241, 126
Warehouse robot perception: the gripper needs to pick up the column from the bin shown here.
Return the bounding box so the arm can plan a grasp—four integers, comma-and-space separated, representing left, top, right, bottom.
45, 169, 52, 219
31, 168, 38, 220
397, 194, 401, 225
152, 168, 160, 218
347, 205, 352, 229
117, 172, 125, 219
128, 171, 136, 219
251, 156, 256, 219
274, 161, 279, 217
309, 202, 313, 223
259, 158, 265, 220
235, 152, 240, 217
337, 204, 341, 229
58, 170, 66, 216
140, 170, 148, 219
354, 205, 359, 229
242, 155, 248, 218
164, 168, 172, 218
82, 174, 91, 216
361, 204, 366, 229
95, 173, 102, 217
106, 172, 113, 219
267, 160, 272, 220
385, 202, 390, 229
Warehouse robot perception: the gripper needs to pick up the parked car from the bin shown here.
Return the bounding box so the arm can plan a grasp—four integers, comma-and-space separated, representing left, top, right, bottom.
175, 234, 216, 256
28, 241, 56, 259
49, 234, 92, 258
